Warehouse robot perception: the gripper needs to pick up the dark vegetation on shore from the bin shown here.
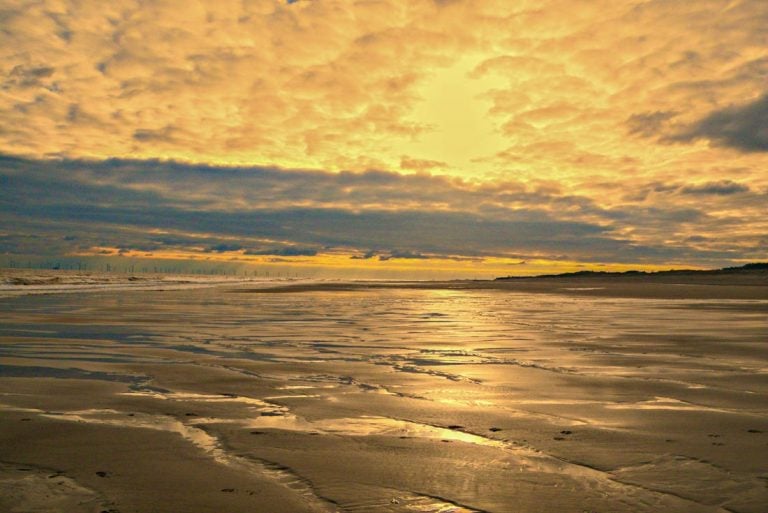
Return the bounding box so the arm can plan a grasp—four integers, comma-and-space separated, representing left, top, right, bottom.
495, 263, 768, 280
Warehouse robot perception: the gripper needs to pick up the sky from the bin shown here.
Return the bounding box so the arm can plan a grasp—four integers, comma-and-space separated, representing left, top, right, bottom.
1, 0, 766, 278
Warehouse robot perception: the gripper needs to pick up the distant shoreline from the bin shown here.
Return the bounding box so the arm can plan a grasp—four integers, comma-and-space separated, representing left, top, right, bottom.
495, 262, 768, 281
2, 264, 766, 300
233, 266, 768, 300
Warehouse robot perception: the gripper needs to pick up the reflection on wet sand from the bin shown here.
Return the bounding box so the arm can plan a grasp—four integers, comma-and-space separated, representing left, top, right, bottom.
0, 284, 766, 512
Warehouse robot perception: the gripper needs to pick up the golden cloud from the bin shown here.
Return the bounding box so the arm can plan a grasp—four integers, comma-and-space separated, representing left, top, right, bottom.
1, 0, 767, 274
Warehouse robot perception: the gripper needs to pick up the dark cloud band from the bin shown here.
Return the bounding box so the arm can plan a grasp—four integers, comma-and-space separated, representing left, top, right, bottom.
1, 155, 763, 266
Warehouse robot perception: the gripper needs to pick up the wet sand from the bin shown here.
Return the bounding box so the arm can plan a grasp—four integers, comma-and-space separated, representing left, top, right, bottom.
1, 276, 766, 512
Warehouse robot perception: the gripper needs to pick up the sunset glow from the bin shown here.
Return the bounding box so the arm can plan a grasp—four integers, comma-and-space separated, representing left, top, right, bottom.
2, 0, 766, 277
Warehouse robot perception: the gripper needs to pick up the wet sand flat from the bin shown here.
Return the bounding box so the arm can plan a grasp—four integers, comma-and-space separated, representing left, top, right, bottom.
1, 279, 767, 512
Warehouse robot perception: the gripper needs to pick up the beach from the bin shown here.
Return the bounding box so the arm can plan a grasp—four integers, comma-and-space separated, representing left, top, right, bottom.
1, 272, 766, 512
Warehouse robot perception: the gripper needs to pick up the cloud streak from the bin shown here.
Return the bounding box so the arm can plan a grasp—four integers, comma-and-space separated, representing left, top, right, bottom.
669, 94, 768, 152
1, 155, 765, 269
